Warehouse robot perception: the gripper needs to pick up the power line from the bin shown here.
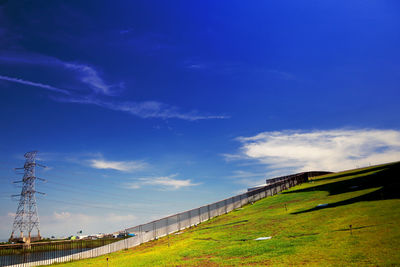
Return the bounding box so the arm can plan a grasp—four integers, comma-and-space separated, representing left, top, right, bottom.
40, 180, 185, 207
39, 184, 168, 210
41, 173, 183, 205
36, 196, 165, 215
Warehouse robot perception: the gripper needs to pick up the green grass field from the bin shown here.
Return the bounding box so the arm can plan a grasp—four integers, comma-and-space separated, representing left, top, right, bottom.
54, 162, 400, 266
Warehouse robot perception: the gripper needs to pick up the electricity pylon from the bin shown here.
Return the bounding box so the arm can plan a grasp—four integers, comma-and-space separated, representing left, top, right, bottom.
10, 151, 46, 243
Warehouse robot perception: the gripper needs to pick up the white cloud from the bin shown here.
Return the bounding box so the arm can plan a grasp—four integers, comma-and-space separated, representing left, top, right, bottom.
53, 211, 71, 220
0, 74, 70, 94
232, 129, 400, 173
126, 174, 200, 190
63, 62, 117, 96
89, 159, 146, 172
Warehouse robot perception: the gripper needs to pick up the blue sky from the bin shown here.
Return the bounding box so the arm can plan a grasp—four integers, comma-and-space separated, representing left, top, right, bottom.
1, 1, 400, 240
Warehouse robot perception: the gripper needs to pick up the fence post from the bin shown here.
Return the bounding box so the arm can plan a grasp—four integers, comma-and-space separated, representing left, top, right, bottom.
198, 208, 201, 223
166, 217, 169, 235
224, 199, 228, 214
139, 225, 143, 244
153, 221, 156, 240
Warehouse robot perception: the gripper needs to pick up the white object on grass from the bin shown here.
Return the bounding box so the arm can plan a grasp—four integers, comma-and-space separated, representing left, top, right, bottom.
316, 203, 328, 207
255, 236, 272, 241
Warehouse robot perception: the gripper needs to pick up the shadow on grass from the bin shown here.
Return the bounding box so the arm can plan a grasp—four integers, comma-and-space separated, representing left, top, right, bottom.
287, 233, 319, 238
289, 162, 400, 215
309, 163, 396, 183
333, 224, 378, 232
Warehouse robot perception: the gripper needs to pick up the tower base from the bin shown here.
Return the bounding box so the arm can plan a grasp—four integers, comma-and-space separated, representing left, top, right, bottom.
9, 236, 42, 243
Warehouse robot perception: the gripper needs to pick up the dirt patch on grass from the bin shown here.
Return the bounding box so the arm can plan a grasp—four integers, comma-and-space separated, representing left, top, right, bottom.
180, 255, 220, 266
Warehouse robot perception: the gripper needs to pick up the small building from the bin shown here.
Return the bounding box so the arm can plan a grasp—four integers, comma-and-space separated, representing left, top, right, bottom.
247, 184, 268, 192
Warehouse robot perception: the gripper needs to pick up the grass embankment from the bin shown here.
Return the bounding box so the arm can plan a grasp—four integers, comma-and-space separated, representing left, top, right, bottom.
54, 162, 400, 266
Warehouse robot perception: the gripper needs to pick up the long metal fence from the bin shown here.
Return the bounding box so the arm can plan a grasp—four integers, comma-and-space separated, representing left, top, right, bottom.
0, 239, 124, 267
2, 171, 321, 267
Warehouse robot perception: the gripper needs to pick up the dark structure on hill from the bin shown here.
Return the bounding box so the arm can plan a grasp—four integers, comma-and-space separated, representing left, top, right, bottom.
247, 171, 333, 192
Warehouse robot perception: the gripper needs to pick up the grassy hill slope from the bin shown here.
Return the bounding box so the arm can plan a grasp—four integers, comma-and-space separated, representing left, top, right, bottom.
55, 162, 400, 266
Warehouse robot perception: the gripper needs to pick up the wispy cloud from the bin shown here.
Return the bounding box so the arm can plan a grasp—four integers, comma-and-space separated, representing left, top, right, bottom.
53, 211, 71, 220
1, 52, 228, 121
63, 62, 118, 96
230, 170, 266, 179
119, 29, 133, 35
0, 53, 119, 96
221, 153, 247, 162
89, 159, 147, 172
0, 74, 70, 94
126, 174, 200, 190
183, 59, 239, 74
183, 59, 295, 80
228, 169, 294, 187
185, 63, 207, 70
0, 53, 61, 66
229, 170, 267, 187
229, 129, 400, 174
53, 96, 229, 121
263, 69, 295, 80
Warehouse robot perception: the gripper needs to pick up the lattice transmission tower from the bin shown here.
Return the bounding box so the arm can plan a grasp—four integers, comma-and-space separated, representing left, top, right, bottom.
10, 151, 46, 243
